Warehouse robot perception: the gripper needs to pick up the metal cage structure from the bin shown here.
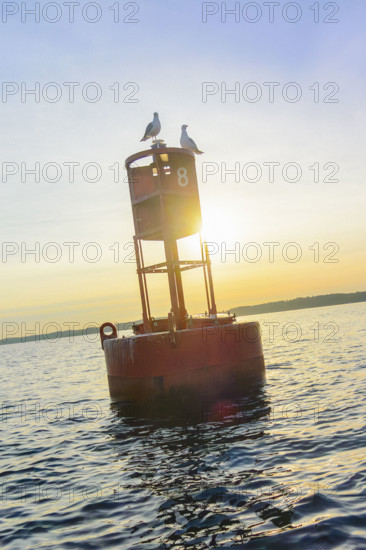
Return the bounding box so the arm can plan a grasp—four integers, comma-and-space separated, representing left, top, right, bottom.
126, 146, 217, 332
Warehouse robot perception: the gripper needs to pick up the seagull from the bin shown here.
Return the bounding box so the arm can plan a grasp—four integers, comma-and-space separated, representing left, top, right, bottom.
180, 124, 203, 154
140, 112, 161, 142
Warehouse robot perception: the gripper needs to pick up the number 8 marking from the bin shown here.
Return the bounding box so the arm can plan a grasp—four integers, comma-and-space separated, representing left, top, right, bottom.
177, 167, 189, 187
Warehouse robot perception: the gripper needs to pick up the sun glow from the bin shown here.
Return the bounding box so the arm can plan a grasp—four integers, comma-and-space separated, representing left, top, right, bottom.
201, 206, 243, 245
177, 200, 248, 261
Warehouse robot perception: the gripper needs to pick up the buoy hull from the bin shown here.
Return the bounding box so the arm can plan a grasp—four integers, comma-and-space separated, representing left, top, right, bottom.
103, 321, 265, 401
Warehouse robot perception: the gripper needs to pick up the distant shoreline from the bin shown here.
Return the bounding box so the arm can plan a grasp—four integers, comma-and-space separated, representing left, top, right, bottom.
1, 291, 365, 346
231, 291, 366, 317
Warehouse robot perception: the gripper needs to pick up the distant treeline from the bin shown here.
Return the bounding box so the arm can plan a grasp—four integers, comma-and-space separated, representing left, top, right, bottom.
1, 291, 365, 346
231, 291, 366, 317
0, 322, 135, 346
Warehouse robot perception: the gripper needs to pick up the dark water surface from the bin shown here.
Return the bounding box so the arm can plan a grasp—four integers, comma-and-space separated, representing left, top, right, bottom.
1, 303, 365, 549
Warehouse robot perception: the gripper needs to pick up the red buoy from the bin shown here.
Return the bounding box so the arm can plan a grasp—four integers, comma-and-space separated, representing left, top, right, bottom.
100, 143, 265, 400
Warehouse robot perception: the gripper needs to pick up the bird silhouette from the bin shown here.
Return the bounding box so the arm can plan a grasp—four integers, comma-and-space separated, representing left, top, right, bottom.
141, 112, 161, 142
180, 124, 203, 154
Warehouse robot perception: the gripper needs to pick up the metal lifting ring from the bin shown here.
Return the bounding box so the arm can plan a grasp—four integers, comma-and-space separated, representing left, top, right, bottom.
99, 322, 117, 349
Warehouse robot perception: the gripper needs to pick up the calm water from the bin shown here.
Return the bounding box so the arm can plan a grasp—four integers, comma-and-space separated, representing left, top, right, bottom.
1, 303, 365, 549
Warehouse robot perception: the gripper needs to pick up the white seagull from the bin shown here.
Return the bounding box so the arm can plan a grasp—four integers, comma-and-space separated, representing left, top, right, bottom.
140, 112, 161, 142
180, 124, 203, 154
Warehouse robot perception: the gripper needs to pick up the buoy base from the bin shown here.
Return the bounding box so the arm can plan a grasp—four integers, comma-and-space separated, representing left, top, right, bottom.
102, 321, 265, 402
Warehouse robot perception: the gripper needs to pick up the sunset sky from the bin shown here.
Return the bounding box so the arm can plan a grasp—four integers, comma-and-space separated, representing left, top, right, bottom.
1, 0, 365, 333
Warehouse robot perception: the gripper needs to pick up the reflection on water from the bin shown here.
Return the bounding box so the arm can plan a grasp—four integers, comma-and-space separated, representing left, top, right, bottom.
107, 384, 278, 548
110, 380, 269, 426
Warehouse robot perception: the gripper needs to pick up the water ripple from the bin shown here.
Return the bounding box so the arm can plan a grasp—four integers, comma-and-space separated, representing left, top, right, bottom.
1, 302, 366, 548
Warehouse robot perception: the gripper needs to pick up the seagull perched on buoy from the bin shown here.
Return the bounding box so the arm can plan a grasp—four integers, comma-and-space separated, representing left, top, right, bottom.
180, 125, 204, 154
140, 112, 161, 142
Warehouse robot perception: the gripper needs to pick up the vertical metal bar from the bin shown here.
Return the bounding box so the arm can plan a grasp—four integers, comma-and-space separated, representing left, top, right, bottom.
163, 232, 182, 329
153, 151, 183, 329
133, 236, 151, 333
204, 242, 217, 315
138, 238, 151, 320
170, 238, 187, 329
200, 233, 211, 312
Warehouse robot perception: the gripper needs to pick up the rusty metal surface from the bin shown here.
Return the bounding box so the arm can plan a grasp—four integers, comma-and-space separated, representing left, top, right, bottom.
125, 146, 194, 168
103, 321, 264, 400
132, 314, 235, 335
